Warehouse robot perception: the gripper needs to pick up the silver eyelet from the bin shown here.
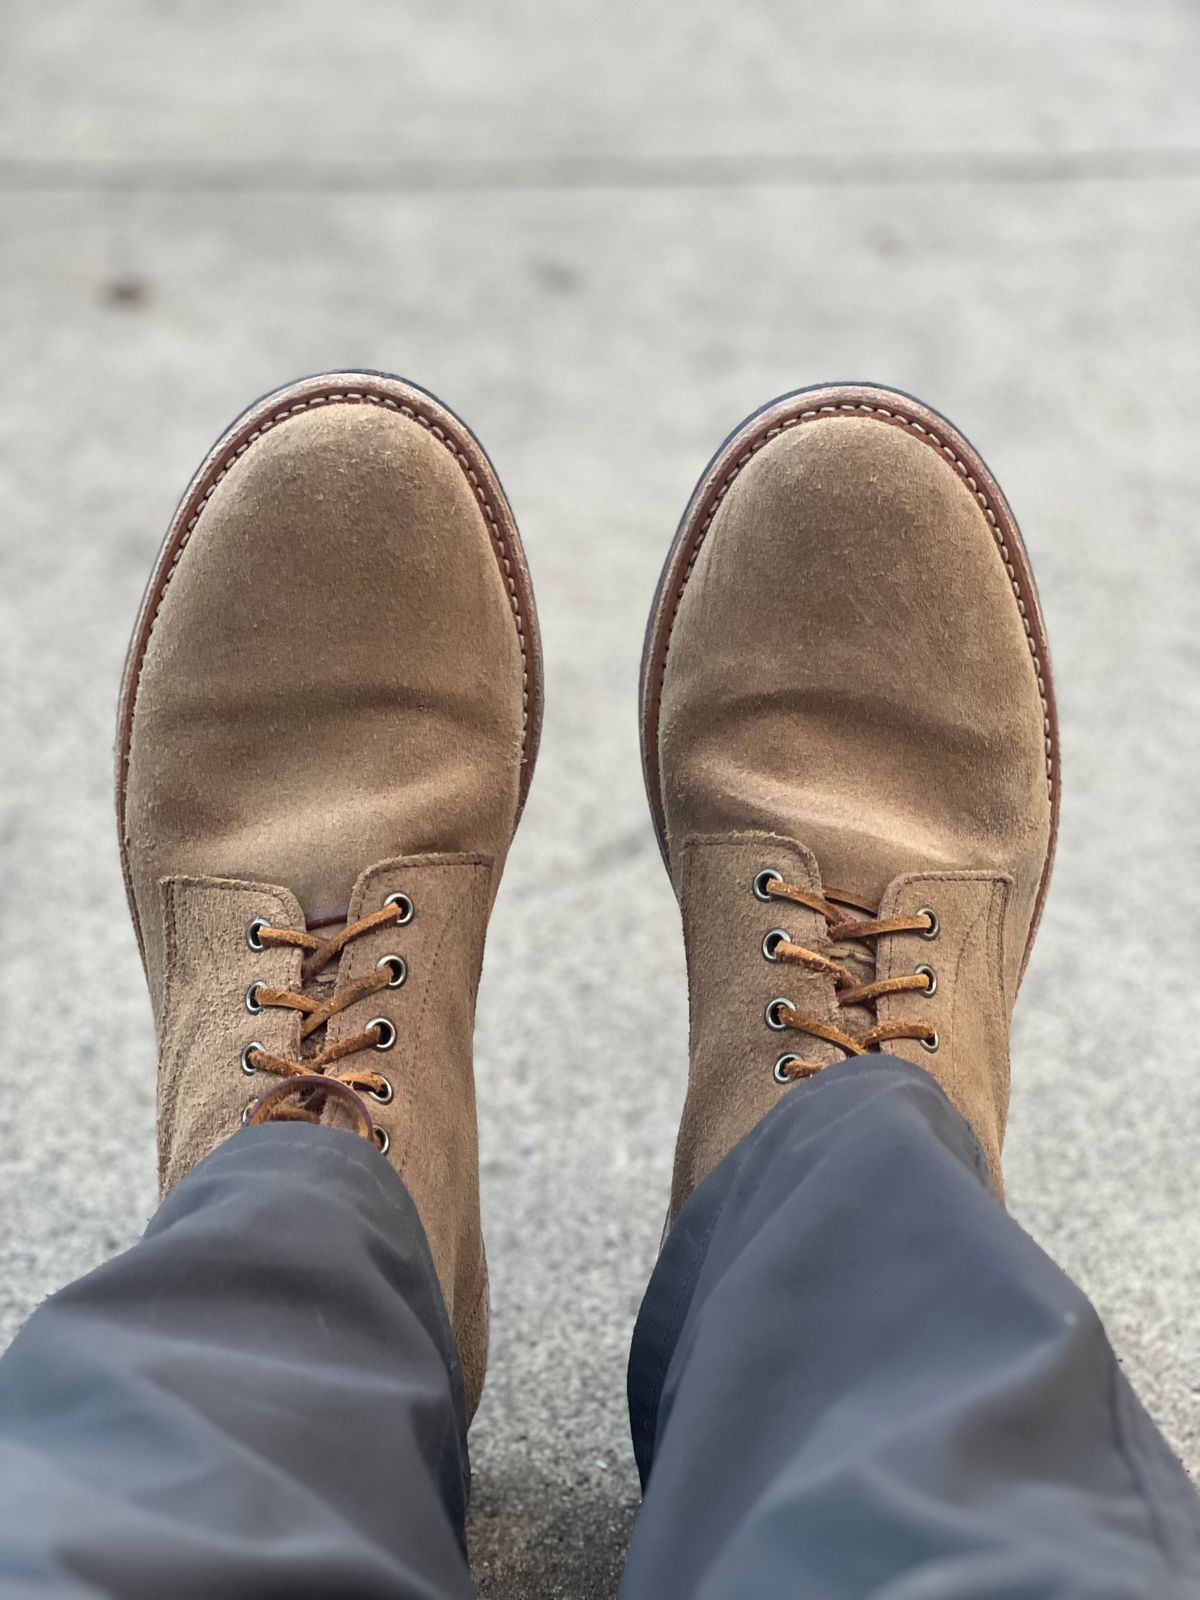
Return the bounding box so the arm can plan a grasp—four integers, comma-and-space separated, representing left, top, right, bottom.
774, 1054, 801, 1084
369, 1017, 396, 1051
244, 982, 264, 1014
917, 907, 939, 940
241, 1101, 254, 1124
384, 892, 414, 925
765, 997, 794, 1031
245, 918, 270, 952
753, 868, 782, 902
376, 955, 407, 988
915, 964, 937, 996
374, 1126, 391, 1155
762, 928, 791, 962
921, 1030, 940, 1053
241, 1041, 263, 1075
368, 1078, 394, 1105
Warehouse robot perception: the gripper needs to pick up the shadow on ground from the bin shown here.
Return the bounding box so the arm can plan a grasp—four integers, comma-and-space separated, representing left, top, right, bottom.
471, 1467, 638, 1600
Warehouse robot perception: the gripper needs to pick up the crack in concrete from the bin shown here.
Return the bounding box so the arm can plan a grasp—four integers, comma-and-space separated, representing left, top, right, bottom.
3, 147, 1200, 195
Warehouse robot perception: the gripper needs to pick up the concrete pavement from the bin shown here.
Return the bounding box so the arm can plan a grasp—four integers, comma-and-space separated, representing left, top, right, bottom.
2, 4, 1198, 1594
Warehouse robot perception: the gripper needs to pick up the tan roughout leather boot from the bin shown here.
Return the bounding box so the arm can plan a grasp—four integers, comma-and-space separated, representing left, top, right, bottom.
117, 371, 543, 1415
640, 383, 1058, 1214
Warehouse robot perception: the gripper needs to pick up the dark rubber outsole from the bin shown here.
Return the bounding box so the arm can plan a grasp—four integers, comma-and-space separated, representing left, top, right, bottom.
115, 369, 544, 970
637, 381, 1059, 982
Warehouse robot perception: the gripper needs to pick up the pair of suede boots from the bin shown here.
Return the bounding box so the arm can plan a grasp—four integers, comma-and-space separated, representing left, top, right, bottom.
117, 371, 1057, 1413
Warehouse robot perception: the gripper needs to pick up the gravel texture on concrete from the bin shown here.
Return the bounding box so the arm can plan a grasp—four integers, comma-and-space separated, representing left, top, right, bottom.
1, 4, 1198, 1595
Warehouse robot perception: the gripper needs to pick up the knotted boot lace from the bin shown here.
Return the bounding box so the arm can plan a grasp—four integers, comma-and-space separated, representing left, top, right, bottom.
755, 870, 939, 1083
240, 892, 414, 1150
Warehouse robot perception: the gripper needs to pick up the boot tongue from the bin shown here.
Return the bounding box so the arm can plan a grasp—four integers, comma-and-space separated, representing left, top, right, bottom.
299, 912, 347, 1065
821, 889, 881, 1046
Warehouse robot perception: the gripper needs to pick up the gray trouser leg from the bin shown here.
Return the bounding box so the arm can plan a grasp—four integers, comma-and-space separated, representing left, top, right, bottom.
0, 1124, 474, 1599
623, 1057, 1200, 1599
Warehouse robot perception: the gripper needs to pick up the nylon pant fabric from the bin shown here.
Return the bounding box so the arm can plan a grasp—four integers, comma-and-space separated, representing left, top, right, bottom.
0, 1125, 473, 1599
623, 1056, 1200, 1599
1, 1063, 1198, 1598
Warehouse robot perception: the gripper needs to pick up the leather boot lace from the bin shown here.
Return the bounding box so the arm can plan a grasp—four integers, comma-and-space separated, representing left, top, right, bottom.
759, 874, 939, 1082
240, 896, 412, 1147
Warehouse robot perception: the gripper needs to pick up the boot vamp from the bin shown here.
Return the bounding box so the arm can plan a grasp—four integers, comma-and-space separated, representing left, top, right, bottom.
660, 414, 1052, 936
124, 401, 526, 983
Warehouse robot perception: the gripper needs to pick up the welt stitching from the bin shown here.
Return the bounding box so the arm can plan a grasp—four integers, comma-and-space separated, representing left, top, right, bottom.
659, 402, 1054, 799
137, 387, 531, 747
